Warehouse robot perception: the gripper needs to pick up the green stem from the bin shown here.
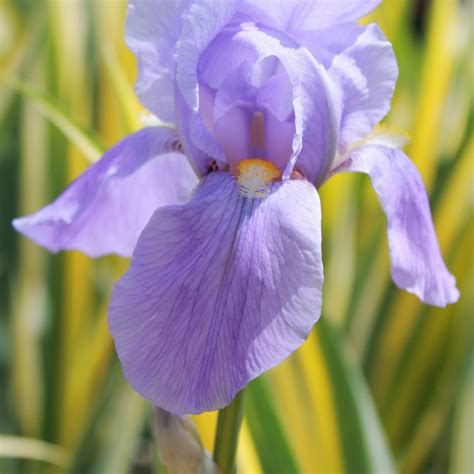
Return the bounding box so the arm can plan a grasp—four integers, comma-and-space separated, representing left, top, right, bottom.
213, 390, 245, 474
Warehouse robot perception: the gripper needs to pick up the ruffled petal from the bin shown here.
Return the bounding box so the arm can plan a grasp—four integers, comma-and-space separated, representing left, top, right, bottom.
211, 58, 295, 169
240, 0, 381, 32
13, 128, 198, 258
170, 1, 242, 174
109, 172, 323, 414
175, 0, 240, 111
197, 25, 337, 183
335, 145, 459, 306
125, 0, 191, 121
294, 22, 365, 68
328, 24, 398, 151
235, 28, 337, 182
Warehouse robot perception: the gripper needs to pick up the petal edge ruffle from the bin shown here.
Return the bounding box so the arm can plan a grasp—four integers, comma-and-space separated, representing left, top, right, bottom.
13, 127, 198, 257
240, 0, 382, 32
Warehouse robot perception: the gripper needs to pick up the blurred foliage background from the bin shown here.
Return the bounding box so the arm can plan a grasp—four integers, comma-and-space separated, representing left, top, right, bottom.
0, 0, 472, 473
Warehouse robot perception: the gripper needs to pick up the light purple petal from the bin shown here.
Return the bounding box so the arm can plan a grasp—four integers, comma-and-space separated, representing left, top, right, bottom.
13, 128, 198, 258
197, 25, 337, 182
213, 60, 258, 122
213, 106, 253, 165
170, 1, 242, 174
212, 106, 295, 172
262, 111, 295, 171
210, 58, 295, 169
240, 0, 381, 31
335, 145, 459, 306
175, 0, 240, 111
125, 0, 191, 121
294, 22, 365, 68
175, 87, 227, 175
328, 24, 398, 151
232, 28, 337, 182
109, 172, 323, 414
256, 66, 294, 122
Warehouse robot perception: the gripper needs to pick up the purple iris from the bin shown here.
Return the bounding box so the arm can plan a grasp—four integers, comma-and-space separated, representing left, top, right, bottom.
14, 0, 459, 414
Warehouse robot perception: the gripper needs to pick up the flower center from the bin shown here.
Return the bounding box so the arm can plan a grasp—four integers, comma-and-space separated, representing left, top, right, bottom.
233, 111, 281, 198
236, 158, 281, 199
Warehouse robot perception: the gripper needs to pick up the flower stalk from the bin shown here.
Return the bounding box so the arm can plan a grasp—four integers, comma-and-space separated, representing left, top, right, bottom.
213, 390, 245, 474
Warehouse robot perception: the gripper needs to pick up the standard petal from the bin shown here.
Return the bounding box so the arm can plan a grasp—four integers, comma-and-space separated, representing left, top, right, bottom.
126, 0, 190, 121
175, 0, 240, 111
211, 58, 295, 169
13, 128, 198, 258
170, 1, 242, 174
240, 0, 381, 32
335, 145, 459, 306
198, 25, 338, 183
109, 172, 323, 414
236, 28, 337, 183
294, 22, 364, 68
328, 24, 398, 151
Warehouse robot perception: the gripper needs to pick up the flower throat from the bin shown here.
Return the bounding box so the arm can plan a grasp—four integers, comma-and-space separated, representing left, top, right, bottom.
236, 112, 280, 199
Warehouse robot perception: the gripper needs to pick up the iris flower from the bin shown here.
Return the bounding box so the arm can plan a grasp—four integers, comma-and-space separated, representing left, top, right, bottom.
14, 0, 459, 414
